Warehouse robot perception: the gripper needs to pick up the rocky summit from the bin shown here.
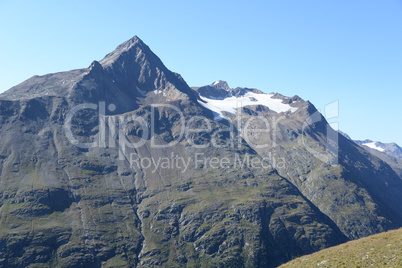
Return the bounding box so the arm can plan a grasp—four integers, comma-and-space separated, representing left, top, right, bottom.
0, 36, 401, 267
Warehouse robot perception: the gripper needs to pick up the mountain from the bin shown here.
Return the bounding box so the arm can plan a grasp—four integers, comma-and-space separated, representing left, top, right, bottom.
354, 140, 402, 178
2, 36, 199, 114
279, 228, 402, 267
0, 36, 401, 267
337, 131, 402, 161
355, 140, 402, 159
195, 81, 402, 240
337, 131, 402, 178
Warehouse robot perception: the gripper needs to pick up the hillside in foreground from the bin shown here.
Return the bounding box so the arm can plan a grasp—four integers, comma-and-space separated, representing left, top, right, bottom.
279, 228, 402, 268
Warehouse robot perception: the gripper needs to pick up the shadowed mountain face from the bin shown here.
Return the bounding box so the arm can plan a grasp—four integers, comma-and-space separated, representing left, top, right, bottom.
0, 36, 400, 267
353, 140, 402, 178
338, 133, 402, 178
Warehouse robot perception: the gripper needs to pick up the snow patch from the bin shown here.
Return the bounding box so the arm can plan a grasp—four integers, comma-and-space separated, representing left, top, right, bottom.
198, 92, 298, 121
363, 142, 385, 152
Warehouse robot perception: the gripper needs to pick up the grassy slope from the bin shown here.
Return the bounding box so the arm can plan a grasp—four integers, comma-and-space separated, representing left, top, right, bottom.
279, 228, 402, 268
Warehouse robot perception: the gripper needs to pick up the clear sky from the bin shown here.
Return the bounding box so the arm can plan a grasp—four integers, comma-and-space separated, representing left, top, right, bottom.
0, 0, 401, 145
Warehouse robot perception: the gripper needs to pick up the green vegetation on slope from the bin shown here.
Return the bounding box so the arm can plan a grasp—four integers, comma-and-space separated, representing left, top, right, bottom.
279, 228, 402, 268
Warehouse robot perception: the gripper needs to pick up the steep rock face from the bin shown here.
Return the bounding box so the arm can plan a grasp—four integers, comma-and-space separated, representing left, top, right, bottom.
0, 37, 351, 267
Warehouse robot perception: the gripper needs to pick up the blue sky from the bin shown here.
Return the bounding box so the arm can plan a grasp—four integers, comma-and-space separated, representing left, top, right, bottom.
0, 0, 401, 144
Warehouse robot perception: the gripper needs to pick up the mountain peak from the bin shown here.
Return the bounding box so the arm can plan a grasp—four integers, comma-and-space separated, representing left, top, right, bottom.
99, 35, 145, 67
115, 35, 143, 51
0, 35, 198, 106
88, 60, 102, 71
210, 80, 230, 91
